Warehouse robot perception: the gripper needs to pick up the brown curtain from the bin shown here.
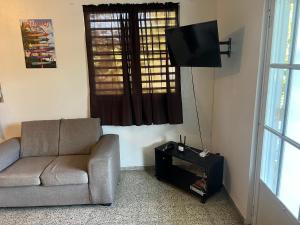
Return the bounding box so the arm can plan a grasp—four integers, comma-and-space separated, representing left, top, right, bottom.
83, 3, 182, 126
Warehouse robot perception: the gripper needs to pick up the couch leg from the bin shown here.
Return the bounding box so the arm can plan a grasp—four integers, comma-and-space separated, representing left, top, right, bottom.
101, 203, 112, 206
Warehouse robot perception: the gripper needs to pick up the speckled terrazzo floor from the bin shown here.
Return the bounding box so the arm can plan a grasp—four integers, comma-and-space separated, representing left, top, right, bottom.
0, 170, 243, 225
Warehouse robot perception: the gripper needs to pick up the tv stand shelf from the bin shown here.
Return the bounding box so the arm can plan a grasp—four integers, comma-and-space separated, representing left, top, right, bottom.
155, 142, 224, 203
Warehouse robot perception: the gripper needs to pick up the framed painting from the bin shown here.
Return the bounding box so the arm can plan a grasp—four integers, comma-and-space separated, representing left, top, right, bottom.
20, 19, 57, 68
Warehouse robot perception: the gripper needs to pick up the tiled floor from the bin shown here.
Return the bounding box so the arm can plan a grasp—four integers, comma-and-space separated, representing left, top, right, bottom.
0, 170, 243, 225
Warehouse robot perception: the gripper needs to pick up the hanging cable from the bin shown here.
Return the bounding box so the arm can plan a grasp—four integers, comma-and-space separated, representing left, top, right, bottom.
190, 67, 205, 150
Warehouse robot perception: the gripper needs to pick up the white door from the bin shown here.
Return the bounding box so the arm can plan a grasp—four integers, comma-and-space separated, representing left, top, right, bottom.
255, 0, 300, 224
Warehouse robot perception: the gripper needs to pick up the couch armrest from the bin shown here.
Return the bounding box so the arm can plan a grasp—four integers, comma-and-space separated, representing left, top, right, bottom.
88, 134, 120, 204
0, 138, 20, 171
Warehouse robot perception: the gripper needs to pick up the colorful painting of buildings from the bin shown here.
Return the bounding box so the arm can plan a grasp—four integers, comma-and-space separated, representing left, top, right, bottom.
20, 19, 57, 68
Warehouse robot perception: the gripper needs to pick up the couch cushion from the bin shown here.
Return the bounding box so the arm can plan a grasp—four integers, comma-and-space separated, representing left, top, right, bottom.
0, 157, 55, 187
0, 138, 20, 172
41, 155, 89, 186
21, 120, 60, 157
59, 118, 101, 155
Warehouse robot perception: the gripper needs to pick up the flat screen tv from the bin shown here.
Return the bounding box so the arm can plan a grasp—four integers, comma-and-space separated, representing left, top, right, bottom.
166, 20, 221, 67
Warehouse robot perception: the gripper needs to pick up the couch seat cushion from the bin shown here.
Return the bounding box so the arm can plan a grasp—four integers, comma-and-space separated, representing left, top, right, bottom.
41, 155, 89, 186
0, 157, 55, 187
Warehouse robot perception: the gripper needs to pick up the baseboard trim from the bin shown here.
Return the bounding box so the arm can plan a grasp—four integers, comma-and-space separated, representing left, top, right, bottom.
121, 166, 154, 171
120, 163, 192, 171
223, 187, 249, 225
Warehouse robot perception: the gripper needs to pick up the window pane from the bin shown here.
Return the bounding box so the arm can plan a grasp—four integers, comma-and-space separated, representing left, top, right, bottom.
270, 0, 296, 64
138, 10, 178, 94
260, 130, 282, 193
265, 69, 289, 132
286, 70, 300, 144
278, 142, 300, 218
86, 12, 126, 96
293, 10, 300, 64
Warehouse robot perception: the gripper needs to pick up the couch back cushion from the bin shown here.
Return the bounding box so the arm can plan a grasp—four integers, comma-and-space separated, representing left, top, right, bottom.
21, 120, 60, 157
59, 118, 102, 155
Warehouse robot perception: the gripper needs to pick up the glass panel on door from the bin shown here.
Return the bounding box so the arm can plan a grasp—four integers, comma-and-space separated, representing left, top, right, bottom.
293, 10, 300, 63
270, 0, 296, 64
278, 142, 300, 218
260, 130, 282, 193
285, 70, 300, 144
264, 68, 289, 133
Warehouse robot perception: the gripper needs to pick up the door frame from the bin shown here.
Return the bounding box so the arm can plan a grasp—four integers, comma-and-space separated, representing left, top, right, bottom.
249, 0, 274, 223
250, 0, 300, 224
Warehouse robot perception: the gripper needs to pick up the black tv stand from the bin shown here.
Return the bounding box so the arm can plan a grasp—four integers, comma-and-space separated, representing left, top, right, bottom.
155, 142, 224, 203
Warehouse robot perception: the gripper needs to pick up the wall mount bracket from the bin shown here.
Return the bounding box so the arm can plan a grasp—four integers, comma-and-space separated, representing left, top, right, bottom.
219, 38, 232, 57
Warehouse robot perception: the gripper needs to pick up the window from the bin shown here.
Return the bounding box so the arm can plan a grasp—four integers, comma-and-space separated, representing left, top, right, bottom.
83, 3, 183, 126
260, 0, 300, 220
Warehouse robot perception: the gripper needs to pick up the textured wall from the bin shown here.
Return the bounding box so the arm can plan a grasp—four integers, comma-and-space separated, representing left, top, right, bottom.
0, 0, 217, 167
212, 0, 265, 219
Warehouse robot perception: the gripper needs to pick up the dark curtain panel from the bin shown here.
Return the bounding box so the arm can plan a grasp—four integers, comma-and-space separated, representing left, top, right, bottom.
83, 3, 183, 126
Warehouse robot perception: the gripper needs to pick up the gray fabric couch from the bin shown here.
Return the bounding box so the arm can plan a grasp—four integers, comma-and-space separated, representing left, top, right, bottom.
0, 118, 120, 207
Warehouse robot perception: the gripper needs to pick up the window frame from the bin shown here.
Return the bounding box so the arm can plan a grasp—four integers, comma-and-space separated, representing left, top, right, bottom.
83, 4, 180, 97
83, 3, 183, 126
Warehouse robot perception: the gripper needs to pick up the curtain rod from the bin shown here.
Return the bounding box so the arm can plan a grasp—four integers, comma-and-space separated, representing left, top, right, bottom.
83, 2, 179, 12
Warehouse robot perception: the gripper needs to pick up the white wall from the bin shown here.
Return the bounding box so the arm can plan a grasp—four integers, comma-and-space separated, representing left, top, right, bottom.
212, 0, 265, 219
0, 0, 217, 167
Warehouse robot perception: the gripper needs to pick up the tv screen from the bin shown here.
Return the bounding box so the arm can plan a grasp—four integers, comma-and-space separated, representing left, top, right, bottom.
166, 20, 221, 67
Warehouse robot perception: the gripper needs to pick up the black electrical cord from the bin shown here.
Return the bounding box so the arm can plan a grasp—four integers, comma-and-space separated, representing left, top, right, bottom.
190, 67, 205, 150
